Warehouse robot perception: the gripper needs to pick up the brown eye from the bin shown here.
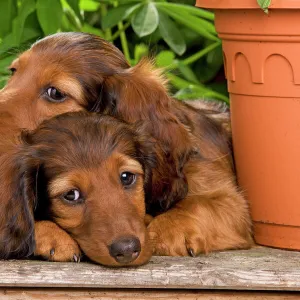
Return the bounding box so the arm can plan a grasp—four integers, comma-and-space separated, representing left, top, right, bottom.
63, 189, 82, 202
120, 172, 136, 187
46, 87, 66, 102
9, 67, 16, 75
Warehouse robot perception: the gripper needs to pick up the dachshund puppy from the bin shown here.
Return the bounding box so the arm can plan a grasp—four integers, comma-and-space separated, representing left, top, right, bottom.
0, 32, 252, 261
12, 112, 154, 266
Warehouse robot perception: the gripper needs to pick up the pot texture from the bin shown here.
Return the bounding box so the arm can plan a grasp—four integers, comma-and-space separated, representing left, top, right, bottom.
196, 0, 300, 250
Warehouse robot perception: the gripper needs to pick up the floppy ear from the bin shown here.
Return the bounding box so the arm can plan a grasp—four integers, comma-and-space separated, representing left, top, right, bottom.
133, 121, 190, 215
0, 147, 37, 258
93, 59, 170, 120
92, 59, 193, 213
92, 59, 192, 147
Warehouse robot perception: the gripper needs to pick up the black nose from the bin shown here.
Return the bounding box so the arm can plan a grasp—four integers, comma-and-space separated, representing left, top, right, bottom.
109, 236, 141, 264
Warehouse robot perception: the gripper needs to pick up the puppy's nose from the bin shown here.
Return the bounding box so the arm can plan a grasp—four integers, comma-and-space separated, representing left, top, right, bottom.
109, 236, 141, 264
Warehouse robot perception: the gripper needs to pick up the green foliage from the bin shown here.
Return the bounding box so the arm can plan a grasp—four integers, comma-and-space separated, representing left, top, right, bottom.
257, 0, 271, 13
0, 0, 228, 103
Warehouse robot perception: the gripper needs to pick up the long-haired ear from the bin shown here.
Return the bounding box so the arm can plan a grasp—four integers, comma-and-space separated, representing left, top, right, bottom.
91, 59, 169, 120
132, 123, 157, 202
132, 121, 190, 215
0, 147, 37, 258
94, 60, 196, 213
93, 58, 194, 154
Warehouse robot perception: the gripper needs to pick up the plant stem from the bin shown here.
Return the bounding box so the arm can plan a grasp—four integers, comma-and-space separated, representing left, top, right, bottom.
165, 41, 221, 71
110, 21, 131, 42
111, 0, 131, 62
100, 4, 112, 41
118, 21, 131, 63
183, 41, 221, 66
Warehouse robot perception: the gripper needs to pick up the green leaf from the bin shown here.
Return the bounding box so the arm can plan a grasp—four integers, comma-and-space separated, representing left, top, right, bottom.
175, 87, 207, 100
0, 0, 17, 38
0, 34, 19, 54
132, 3, 159, 37
81, 23, 104, 37
0, 53, 16, 87
21, 12, 43, 43
101, 3, 141, 30
37, 0, 63, 35
158, 11, 186, 56
257, 0, 271, 13
66, 0, 81, 20
12, 0, 36, 45
156, 51, 175, 68
206, 45, 223, 67
0, 54, 17, 73
0, 76, 10, 89
167, 73, 202, 89
133, 43, 149, 65
155, 2, 214, 21
99, 0, 141, 4
63, 6, 82, 31
158, 6, 218, 41
79, 0, 99, 12
167, 72, 230, 102
174, 86, 229, 103
177, 62, 199, 84
114, 0, 142, 3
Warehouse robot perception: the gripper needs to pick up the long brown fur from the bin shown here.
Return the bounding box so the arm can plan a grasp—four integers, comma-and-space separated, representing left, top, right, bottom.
0, 32, 253, 262
14, 113, 154, 266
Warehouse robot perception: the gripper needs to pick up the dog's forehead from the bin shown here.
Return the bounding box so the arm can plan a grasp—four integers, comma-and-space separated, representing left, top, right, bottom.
34, 115, 138, 169
30, 32, 130, 70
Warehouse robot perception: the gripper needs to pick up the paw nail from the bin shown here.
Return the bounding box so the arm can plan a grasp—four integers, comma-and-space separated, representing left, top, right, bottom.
188, 248, 196, 257
73, 254, 78, 262
50, 249, 55, 256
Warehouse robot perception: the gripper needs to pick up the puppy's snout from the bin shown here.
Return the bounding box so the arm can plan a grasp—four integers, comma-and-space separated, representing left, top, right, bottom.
109, 236, 141, 264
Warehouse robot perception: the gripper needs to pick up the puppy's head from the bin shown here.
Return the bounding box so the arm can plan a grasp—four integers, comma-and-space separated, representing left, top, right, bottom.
1, 33, 169, 128
0, 32, 129, 129
21, 112, 155, 266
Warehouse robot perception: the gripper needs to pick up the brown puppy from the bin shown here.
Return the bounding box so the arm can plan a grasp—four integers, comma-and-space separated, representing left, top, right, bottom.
13, 113, 154, 266
0, 32, 252, 261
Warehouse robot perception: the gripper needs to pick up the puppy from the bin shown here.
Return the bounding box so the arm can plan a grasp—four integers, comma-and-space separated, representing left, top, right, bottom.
12, 112, 154, 266
0, 32, 253, 261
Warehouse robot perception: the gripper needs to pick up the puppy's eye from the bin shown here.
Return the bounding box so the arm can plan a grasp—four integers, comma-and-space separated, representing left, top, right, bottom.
9, 67, 16, 75
120, 172, 136, 187
63, 189, 82, 202
45, 87, 66, 102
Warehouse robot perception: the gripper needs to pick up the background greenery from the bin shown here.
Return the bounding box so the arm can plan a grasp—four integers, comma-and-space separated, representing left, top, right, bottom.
0, 0, 228, 103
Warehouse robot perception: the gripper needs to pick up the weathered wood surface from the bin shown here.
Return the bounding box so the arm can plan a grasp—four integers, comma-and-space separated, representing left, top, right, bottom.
1, 289, 299, 300
0, 247, 300, 291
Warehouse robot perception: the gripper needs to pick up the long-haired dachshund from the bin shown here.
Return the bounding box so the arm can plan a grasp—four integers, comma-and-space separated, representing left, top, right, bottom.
14, 113, 154, 266
0, 32, 253, 264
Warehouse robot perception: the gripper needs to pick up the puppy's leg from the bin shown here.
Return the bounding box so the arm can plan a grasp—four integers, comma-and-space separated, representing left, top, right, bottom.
148, 188, 253, 256
34, 221, 81, 262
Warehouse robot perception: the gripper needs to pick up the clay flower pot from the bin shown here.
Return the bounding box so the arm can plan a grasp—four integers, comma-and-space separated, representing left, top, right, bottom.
196, 0, 300, 250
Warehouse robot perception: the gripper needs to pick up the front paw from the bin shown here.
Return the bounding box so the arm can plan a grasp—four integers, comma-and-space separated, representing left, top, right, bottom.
147, 211, 205, 257
34, 221, 81, 262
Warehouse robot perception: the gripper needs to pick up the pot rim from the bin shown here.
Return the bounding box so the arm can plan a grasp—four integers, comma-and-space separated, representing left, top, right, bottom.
196, 0, 300, 9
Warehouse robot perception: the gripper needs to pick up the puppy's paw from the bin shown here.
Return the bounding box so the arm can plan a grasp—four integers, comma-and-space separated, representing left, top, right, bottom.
34, 221, 81, 262
147, 211, 205, 257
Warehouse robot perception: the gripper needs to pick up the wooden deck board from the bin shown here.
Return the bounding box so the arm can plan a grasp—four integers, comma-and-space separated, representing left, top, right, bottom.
1, 289, 299, 300
0, 247, 300, 291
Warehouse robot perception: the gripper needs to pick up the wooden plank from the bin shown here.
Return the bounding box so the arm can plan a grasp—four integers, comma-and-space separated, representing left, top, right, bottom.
1, 289, 300, 300
0, 247, 300, 291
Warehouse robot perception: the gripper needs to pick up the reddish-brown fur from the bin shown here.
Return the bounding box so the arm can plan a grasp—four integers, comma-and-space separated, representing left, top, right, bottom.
14, 113, 154, 266
0, 32, 253, 263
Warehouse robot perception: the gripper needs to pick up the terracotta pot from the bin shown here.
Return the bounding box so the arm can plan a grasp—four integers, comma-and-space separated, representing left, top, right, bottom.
196, 0, 300, 250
